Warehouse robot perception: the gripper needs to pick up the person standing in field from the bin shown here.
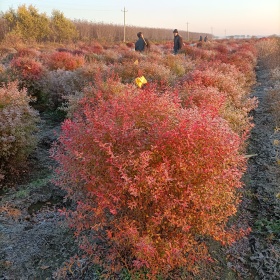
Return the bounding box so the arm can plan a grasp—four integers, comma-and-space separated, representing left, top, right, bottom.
204, 35, 208, 42
135, 32, 149, 52
173, 29, 183, 54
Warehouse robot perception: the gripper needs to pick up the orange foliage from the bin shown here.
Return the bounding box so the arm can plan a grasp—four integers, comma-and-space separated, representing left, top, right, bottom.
45, 51, 85, 70
53, 83, 249, 277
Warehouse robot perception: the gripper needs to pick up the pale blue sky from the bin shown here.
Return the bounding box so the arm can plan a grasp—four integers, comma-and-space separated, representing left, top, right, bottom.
1, 0, 279, 37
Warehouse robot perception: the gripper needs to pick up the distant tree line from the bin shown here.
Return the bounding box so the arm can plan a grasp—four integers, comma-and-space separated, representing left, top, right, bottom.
73, 20, 206, 43
0, 5, 209, 44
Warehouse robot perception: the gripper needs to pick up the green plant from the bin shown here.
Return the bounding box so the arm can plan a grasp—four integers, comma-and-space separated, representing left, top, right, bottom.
255, 218, 280, 237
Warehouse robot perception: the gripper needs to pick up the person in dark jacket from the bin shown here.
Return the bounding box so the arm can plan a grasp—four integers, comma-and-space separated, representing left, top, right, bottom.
135, 32, 149, 52
173, 29, 183, 54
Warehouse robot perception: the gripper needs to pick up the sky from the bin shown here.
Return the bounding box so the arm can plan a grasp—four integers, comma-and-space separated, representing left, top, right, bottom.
1, 0, 280, 37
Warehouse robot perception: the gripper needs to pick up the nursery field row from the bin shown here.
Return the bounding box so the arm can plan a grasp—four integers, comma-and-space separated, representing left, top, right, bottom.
1, 36, 280, 278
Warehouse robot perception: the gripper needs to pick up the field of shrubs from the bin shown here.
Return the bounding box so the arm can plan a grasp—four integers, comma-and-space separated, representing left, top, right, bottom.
0, 34, 280, 279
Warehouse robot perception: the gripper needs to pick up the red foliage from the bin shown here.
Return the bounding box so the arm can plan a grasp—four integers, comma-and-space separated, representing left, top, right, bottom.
179, 60, 257, 137
126, 42, 134, 48
183, 45, 214, 60
14, 47, 41, 58
213, 41, 257, 84
183, 86, 226, 116
78, 41, 104, 54
46, 51, 85, 70
183, 61, 253, 110
11, 56, 44, 81
53, 84, 249, 276
213, 43, 230, 54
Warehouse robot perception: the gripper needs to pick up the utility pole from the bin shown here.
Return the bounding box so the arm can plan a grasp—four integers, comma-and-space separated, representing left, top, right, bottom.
121, 7, 128, 42
186, 22, 190, 41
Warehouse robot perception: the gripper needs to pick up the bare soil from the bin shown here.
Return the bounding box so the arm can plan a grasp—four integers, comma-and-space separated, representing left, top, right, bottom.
1, 62, 280, 279
220, 64, 280, 280
0, 114, 79, 280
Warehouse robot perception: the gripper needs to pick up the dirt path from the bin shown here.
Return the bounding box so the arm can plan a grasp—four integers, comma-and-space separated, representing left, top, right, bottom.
1, 64, 280, 280
242, 64, 280, 279
0, 114, 78, 280
224, 64, 280, 280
